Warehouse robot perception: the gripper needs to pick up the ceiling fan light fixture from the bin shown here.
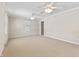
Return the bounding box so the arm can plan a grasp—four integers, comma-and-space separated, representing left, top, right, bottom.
45, 8, 53, 13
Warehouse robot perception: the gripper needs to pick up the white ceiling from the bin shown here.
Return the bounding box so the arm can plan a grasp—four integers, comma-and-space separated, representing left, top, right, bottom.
6, 2, 79, 19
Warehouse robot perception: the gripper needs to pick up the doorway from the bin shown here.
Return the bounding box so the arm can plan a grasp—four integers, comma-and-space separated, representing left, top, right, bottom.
41, 21, 44, 35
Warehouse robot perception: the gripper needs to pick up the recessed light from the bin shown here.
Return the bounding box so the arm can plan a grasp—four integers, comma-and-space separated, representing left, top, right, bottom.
30, 16, 35, 20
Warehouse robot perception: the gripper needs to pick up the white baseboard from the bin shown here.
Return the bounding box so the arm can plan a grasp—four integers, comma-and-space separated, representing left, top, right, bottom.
45, 35, 79, 46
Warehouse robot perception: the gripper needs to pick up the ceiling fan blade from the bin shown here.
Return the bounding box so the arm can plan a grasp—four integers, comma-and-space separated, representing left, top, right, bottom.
50, 7, 57, 9
54, 7, 63, 9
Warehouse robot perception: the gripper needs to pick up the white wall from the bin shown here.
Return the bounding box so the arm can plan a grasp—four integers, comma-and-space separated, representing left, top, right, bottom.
0, 3, 8, 56
8, 16, 39, 38
44, 7, 79, 45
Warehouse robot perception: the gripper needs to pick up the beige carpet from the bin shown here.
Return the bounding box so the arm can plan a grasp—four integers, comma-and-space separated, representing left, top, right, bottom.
2, 35, 79, 57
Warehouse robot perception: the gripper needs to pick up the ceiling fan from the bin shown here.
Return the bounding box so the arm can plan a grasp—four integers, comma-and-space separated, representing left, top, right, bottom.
29, 2, 62, 20
37, 2, 58, 13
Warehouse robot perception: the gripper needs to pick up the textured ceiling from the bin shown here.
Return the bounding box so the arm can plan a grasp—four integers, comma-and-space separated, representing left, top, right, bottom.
6, 2, 79, 19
